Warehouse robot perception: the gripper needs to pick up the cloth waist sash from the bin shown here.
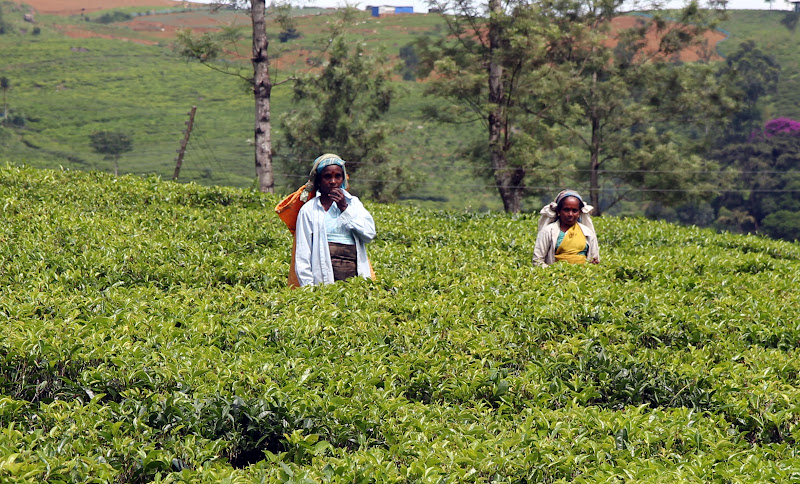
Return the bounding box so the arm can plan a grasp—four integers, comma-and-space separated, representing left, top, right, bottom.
555, 224, 587, 265
329, 242, 357, 281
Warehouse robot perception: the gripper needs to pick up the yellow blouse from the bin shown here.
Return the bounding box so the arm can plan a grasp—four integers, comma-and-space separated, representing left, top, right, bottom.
555, 223, 588, 264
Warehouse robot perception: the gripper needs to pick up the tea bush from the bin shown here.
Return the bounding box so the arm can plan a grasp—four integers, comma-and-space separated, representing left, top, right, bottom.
1, 165, 800, 482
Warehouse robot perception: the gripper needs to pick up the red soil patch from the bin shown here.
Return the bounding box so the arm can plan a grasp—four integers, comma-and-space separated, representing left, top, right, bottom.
18, 2, 726, 64
462, 16, 726, 64
14, 0, 192, 16
56, 26, 160, 45
121, 16, 223, 39
19, 0, 215, 46
609, 15, 726, 62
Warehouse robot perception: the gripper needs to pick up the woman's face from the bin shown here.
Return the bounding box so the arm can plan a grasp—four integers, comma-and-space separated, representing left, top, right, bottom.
318, 165, 344, 195
557, 196, 582, 227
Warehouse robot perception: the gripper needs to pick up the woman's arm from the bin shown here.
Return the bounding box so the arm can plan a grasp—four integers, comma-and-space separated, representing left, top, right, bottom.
338, 197, 376, 244
532, 228, 551, 267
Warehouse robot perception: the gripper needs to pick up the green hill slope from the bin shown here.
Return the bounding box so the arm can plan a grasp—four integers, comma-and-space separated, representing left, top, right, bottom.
2, 6, 800, 214
1, 166, 800, 481
0, 5, 486, 208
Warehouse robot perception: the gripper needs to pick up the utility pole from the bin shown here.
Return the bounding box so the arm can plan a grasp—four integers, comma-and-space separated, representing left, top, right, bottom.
173, 106, 197, 181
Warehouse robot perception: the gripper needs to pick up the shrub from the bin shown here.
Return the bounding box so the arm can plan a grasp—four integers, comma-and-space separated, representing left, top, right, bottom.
93, 11, 132, 24
278, 28, 300, 43
761, 209, 800, 241
1, 166, 800, 481
764, 117, 800, 137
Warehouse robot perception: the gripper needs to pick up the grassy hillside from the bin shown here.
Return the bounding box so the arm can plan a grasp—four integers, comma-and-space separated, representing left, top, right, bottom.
2, 5, 800, 214
1, 165, 800, 481
0, 2, 489, 208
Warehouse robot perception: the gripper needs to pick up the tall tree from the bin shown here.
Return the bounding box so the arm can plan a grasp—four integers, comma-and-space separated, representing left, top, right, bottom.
715, 40, 781, 144
418, 0, 583, 212
421, 0, 730, 213
486, 0, 517, 212
710, 121, 800, 235
89, 131, 133, 176
547, 1, 729, 213
279, 11, 413, 202
177, 1, 286, 193
250, 0, 274, 193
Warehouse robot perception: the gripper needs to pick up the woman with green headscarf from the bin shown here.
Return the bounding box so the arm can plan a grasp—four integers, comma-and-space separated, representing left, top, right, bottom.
295, 154, 376, 286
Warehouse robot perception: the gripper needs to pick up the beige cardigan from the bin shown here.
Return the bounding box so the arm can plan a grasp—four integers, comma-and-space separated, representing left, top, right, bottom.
533, 222, 599, 267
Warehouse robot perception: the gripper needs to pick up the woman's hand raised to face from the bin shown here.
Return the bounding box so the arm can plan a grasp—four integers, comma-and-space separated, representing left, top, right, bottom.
329, 188, 348, 211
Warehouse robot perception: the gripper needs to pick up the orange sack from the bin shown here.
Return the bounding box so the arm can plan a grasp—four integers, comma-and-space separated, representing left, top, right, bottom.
275, 185, 307, 234
275, 185, 307, 288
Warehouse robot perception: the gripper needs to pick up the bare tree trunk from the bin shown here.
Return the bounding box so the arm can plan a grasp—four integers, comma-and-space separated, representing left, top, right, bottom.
488, 0, 523, 213
589, 116, 601, 215
589, 69, 601, 215
251, 0, 274, 193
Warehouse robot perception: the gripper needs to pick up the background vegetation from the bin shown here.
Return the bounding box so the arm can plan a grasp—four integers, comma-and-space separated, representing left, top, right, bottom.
1, 165, 800, 481
0, 2, 485, 207
1, 3, 800, 217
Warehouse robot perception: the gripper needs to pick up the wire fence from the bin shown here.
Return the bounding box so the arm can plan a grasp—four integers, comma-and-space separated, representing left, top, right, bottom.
11, 105, 800, 198
25, 134, 800, 196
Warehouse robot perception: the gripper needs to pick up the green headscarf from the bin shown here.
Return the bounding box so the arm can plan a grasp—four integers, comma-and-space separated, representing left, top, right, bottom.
300, 153, 349, 202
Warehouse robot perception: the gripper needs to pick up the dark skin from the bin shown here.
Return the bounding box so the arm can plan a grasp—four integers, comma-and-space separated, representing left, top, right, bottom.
556, 196, 582, 232
556, 196, 599, 264
317, 165, 348, 212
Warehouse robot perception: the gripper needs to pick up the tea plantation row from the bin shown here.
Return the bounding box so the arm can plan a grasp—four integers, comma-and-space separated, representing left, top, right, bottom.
1, 166, 800, 482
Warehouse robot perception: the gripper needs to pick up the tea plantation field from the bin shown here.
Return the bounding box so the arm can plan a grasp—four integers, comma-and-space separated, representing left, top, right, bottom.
2, 165, 800, 482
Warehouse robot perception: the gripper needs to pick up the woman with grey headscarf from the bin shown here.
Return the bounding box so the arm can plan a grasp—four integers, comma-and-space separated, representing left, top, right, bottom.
295, 154, 376, 286
533, 189, 599, 267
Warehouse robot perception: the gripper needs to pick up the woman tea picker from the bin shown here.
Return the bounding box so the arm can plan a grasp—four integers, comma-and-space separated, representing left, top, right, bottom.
295, 154, 376, 286
533, 190, 599, 266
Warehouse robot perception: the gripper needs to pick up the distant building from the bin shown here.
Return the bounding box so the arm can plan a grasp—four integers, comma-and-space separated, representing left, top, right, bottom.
370, 5, 414, 16
792, 1, 800, 12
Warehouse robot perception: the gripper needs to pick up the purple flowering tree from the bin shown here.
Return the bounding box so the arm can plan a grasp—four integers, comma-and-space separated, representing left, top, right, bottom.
764, 117, 800, 137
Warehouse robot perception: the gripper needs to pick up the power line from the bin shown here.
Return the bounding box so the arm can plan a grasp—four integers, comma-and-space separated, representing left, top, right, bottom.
270, 153, 800, 175
276, 173, 800, 193
188, 129, 224, 175
37, 145, 800, 179
195, 129, 225, 168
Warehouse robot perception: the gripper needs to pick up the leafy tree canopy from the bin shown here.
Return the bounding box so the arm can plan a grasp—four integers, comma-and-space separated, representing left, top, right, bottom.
715, 40, 781, 142
89, 130, 133, 176
761, 209, 800, 241
711, 123, 800, 232
89, 131, 132, 158
764, 117, 800, 137
280, 31, 416, 202
415, 0, 730, 213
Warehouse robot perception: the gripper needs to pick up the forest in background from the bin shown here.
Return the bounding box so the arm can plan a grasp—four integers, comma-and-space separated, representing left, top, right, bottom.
1, 1, 800, 238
